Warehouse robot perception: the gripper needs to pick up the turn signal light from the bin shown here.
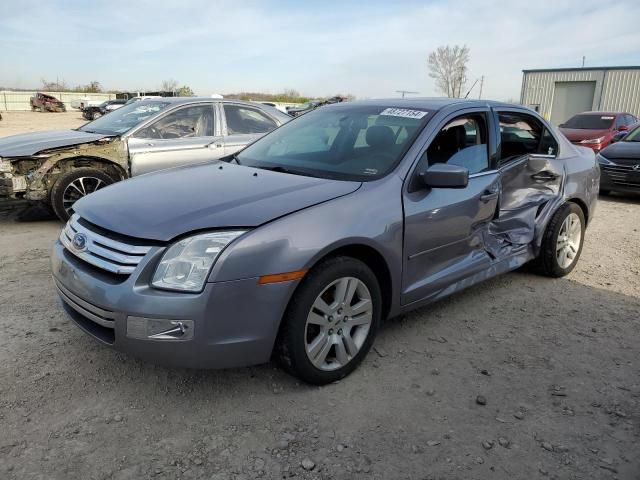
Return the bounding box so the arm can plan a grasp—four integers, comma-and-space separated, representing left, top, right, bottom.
259, 269, 308, 284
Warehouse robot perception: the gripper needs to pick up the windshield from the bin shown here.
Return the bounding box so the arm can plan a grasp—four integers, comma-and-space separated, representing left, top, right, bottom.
562, 114, 615, 130
623, 125, 640, 142
78, 101, 171, 135
236, 105, 432, 181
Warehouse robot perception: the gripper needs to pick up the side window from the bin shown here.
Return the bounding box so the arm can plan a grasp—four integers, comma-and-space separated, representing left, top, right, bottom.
615, 115, 625, 129
134, 105, 214, 139
224, 105, 277, 134
497, 112, 557, 163
425, 114, 489, 174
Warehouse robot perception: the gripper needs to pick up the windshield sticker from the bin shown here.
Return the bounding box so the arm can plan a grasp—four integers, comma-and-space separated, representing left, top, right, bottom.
363, 168, 378, 175
601, 116, 614, 120
380, 108, 428, 119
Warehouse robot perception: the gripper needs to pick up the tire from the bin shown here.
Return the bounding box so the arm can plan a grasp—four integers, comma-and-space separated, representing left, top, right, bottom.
277, 256, 382, 385
92, 111, 102, 120
534, 203, 585, 277
50, 167, 115, 221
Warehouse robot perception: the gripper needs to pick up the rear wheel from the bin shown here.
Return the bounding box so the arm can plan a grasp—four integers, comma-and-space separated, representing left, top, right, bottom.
92, 111, 102, 120
277, 257, 381, 385
534, 203, 585, 277
50, 167, 115, 221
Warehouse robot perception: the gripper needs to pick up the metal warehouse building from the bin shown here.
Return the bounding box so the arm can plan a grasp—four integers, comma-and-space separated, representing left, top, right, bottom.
520, 66, 640, 125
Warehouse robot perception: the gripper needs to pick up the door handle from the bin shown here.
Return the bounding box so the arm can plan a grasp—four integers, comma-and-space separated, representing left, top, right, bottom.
531, 171, 559, 181
146, 143, 154, 147
480, 192, 499, 202
208, 142, 223, 149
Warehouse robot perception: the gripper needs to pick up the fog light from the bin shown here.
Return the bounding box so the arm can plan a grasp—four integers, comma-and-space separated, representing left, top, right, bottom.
126, 316, 194, 341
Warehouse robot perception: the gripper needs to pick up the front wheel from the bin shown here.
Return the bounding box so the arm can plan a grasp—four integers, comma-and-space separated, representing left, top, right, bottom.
277, 257, 382, 385
50, 167, 115, 221
534, 203, 585, 277
92, 111, 102, 120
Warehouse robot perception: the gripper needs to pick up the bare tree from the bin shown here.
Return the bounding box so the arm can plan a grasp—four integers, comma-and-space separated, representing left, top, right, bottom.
427, 45, 470, 98
161, 79, 179, 92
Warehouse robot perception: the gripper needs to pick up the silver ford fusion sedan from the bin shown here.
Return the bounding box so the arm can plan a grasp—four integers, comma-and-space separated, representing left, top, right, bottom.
51, 98, 599, 385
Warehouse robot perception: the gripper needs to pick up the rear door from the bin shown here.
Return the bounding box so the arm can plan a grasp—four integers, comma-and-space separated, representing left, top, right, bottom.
221, 103, 280, 155
489, 109, 562, 256
402, 108, 500, 305
127, 103, 224, 176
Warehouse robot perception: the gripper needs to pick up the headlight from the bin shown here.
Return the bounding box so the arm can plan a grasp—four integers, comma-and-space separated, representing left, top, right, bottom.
152, 231, 246, 292
596, 153, 613, 165
580, 136, 605, 144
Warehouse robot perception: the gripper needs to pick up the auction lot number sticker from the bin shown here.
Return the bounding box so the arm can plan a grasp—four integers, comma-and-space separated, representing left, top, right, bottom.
380, 108, 428, 119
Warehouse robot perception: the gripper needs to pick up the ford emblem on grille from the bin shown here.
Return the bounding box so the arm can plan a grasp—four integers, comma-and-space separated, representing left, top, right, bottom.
72, 233, 88, 251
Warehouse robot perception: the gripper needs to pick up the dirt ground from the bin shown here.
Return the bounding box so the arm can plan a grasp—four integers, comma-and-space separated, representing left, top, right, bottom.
0, 111, 87, 137
0, 114, 639, 480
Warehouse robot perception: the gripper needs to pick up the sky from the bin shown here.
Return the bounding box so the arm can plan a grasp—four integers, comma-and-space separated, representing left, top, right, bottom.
1, 0, 639, 101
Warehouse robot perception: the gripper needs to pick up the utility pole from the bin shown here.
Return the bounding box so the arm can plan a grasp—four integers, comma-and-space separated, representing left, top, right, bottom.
396, 90, 419, 98
582, 56, 586, 68
478, 75, 484, 100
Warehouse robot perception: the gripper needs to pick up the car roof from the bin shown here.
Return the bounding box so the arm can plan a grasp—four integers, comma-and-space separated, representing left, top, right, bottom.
322, 97, 520, 112
574, 111, 628, 116
136, 97, 266, 107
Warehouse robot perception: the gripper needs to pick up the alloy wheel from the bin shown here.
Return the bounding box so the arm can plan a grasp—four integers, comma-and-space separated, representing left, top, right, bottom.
62, 177, 107, 216
556, 212, 582, 269
304, 276, 373, 371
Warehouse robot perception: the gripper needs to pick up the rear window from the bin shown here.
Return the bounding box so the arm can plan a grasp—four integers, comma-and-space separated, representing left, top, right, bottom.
562, 114, 615, 129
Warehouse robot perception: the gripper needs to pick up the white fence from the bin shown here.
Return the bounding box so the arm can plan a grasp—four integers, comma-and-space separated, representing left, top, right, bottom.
0, 91, 116, 111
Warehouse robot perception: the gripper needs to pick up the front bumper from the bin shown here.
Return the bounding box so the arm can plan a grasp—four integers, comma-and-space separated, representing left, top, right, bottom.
51, 240, 296, 369
600, 164, 640, 194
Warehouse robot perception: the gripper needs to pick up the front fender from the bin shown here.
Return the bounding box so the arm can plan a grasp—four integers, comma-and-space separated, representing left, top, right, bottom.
208, 176, 405, 313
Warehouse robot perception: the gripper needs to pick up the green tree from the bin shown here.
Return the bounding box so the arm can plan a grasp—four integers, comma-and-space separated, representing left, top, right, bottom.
177, 85, 194, 97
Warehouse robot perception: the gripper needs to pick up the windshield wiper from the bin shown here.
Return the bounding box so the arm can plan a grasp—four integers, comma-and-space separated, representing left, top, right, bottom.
256, 165, 309, 177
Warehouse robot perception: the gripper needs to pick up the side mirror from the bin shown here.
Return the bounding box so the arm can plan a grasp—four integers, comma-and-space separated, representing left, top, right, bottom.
618, 124, 628, 132
420, 163, 469, 189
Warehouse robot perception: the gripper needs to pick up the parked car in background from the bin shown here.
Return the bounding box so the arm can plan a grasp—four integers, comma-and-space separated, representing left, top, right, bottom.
51, 98, 598, 384
559, 111, 638, 152
82, 99, 128, 120
30, 93, 66, 112
597, 123, 640, 196
70, 97, 103, 110
0, 98, 290, 220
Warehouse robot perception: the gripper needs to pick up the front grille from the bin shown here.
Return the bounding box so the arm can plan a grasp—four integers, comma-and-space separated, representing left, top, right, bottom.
60, 214, 152, 275
601, 164, 640, 187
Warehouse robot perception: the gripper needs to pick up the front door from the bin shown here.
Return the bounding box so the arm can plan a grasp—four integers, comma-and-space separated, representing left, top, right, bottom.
127, 104, 225, 176
402, 110, 499, 305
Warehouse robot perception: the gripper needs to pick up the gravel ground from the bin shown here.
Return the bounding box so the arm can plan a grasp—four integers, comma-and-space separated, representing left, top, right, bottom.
0, 111, 87, 137
0, 114, 639, 479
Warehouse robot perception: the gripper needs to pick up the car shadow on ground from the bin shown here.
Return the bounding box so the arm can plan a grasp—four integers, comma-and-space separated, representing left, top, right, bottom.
600, 191, 640, 204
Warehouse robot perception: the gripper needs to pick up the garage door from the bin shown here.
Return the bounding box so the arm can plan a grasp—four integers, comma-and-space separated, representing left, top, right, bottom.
551, 81, 596, 125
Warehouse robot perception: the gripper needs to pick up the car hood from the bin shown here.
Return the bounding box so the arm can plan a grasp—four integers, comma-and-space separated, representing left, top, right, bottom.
559, 127, 611, 142
74, 162, 362, 241
600, 140, 640, 160
0, 129, 112, 157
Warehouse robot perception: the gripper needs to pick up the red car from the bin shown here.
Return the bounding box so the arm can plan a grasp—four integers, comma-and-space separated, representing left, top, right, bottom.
559, 111, 638, 152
